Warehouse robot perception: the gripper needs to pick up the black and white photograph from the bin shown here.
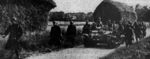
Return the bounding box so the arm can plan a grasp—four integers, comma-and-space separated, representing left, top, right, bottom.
0, 0, 150, 59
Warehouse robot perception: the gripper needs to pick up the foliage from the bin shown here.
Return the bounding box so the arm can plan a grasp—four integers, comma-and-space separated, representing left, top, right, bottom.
0, 0, 56, 33
142, 10, 150, 22
20, 30, 50, 51
135, 4, 150, 21
49, 12, 94, 21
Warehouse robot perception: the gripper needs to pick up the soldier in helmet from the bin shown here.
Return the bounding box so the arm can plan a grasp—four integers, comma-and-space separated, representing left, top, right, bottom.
66, 21, 76, 47
3, 17, 23, 59
91, 22, 97, 30
123, 22, 134, 47
96, 17, 103, 27
139, 21, 146, 38
49, 21, 62, 48
82, 20, 91, 34
133, 21, 141, 42
118, 22, 124, 34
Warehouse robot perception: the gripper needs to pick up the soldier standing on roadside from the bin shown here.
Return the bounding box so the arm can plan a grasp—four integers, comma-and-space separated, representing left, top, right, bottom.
3, 17, 23, 59
123, 22, 134, 47
140, 22, 147, 38
82, 21, 91, 34
133, 22, 141, 42
117, 22, 124, 38
118, 23, 124, 34
91, 22, 97, 30
49, 21, 62, 48
96, 17, 103, 27
66, 21, 76, 47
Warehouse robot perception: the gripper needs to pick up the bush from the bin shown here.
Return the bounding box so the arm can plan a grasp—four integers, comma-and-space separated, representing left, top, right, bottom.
20, 30, 50, 51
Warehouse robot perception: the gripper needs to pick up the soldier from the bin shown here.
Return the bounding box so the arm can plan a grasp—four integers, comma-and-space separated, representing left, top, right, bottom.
82, 21, 91, 34
112, 21, 118, 31
133, 22, 141, 42
117, 22, 124, 37
123, 23, 134, 47
3, 17, 23, 59
140, 22, 146, 38
66, 21, 76, 47
96, 17, 103, 27
107, 20, 113, 30
91, 22, 97, 30
108, 20, 112, 27
118, 23, 124, 34
49, 21, 62, 48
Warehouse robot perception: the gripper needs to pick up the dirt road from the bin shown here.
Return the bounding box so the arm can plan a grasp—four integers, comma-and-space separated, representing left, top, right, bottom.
25, 48, 115, 59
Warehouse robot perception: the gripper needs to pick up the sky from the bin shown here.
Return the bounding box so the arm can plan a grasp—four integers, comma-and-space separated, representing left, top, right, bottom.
51, 0, 150, 13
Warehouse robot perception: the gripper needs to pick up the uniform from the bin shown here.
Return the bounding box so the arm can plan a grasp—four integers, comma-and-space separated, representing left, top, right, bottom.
4, 23, 23, 59
133, 22, 141, 42
50, 25, 62, 46
140, 23, 146, 38
82, 23, 91, 34
66, 23, 76, 47
124, 25, 134, 46
4, 24, 23, 50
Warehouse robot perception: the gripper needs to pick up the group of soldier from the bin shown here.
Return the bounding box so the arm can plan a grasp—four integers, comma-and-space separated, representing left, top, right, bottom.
0, 17, 147, 59
121, 21, 147, 47
49, 21, 77, 48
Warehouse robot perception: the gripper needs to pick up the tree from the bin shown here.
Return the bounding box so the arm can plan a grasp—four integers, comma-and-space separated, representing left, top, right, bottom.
0, 0, 56, 32
135, 4, 149, 21
143, 10, 150, 22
